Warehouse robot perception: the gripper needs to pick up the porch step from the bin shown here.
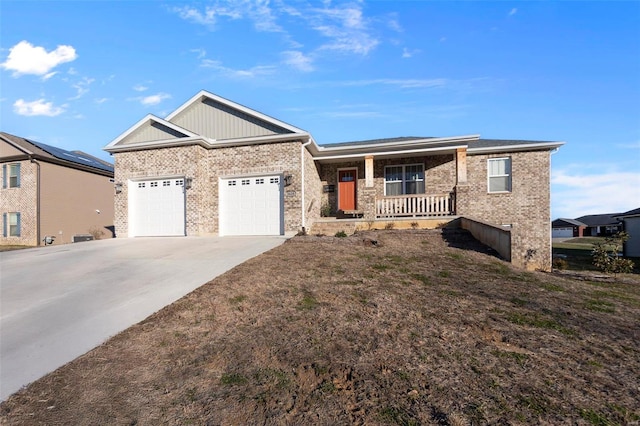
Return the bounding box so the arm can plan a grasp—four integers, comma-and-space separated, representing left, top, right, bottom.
309, 220, 359, 236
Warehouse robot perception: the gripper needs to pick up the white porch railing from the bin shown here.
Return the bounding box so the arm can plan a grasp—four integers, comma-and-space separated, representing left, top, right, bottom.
376, 193, 453, 218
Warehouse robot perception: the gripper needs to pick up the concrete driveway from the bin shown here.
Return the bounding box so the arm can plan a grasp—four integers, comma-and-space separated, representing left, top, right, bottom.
0, 236, 285, 401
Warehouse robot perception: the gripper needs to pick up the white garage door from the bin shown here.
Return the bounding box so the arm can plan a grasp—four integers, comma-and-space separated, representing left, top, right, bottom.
129, 178, 186, 237
219, 175, 283, 236
552, 227, 573, 238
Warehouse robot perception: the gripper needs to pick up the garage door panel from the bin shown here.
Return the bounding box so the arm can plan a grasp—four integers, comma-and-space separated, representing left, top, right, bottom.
129, 178, 186, 237
220, 175, 283, 236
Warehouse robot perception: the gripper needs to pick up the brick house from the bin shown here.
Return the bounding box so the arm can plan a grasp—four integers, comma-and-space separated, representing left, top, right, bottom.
104, 91, 563, 269
1, 132, 115, 246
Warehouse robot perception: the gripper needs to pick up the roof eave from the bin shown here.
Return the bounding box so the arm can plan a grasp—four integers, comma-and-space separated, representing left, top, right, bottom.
468, 141, 565, 154
104, 133, 311, 153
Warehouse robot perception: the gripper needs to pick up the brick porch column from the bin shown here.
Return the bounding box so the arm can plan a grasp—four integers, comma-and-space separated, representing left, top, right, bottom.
456, 148, 467, 184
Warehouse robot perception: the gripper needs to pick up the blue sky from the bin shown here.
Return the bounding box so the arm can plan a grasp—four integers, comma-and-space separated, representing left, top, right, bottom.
1, 0, 639, 219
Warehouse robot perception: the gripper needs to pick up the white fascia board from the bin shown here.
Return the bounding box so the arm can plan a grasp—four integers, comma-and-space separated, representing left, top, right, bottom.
210, 132, 311, 147
316, 134, 479, 153
309, 134, 479, 159
104, 133, 311, 153
103, 114, 198, 150
165, 90, 308, 134
468, 141, 565, 155
104, 136, 210, 153
313, 144, 468, 162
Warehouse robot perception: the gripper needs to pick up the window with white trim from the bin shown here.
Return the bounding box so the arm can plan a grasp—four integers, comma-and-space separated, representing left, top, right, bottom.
256, 178, 265, 184
228, 180, 236, 186
487, 157, 511, 193
242, 179, 250, 185
163, 180, 170, 187
2, 164, 21, 189
270, 177, 279, 184
150, 181, 158, 187
384, 164, 424, 196
2, 212, 21, 237
138, 182, 146, 188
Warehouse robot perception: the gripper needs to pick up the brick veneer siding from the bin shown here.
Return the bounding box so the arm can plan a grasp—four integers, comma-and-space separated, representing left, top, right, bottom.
113, 141, 306, 237
459, 150, 552, 270
303, 147, 322, 232
0, 160, 37, 245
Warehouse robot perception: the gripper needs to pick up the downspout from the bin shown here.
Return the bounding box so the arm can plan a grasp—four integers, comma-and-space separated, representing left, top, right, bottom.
300, 137, 312, 233
29, 156, 41, 246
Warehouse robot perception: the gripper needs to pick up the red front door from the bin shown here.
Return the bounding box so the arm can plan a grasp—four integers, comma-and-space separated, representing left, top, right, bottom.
338, 169, 357, 211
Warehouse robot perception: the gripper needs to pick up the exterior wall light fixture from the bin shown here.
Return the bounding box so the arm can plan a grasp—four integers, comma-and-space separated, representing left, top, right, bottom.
114, 183, 123, 194
185, 178, 193, 189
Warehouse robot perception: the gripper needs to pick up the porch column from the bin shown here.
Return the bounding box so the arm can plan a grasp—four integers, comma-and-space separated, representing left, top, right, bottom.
456, 148, 467, 184
454, 148, 469, 216
365, 155, 374, 187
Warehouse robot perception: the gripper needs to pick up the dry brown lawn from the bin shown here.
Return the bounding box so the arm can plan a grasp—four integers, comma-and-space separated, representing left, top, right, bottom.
1, 229, 639, 425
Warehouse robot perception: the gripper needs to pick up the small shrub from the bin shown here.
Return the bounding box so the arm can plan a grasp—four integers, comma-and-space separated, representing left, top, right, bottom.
335, 230, 348, 238
592, 232, 635, 274
88, 226, 105, 240
552, 258, 568, 270
410, 221, 419, 229
320, 202, 332, 217
384, 222, 395, 230
220, 373, 247, 385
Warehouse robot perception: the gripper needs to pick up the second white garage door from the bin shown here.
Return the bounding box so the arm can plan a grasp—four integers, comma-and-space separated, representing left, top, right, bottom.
129, 178, 186, 237
219, 175, 283, 236
552, 227, 573, 238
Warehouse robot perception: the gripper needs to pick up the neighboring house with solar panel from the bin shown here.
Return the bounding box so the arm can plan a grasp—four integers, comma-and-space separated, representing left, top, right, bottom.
1, 132, 115, 246
105, 90, 564, 270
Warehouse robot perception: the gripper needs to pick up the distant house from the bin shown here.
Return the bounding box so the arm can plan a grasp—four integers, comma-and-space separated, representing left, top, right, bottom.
615, 207, 640, 257
552, 218, 586, 238
574, 213, 622, 237
1, 132, 115, 246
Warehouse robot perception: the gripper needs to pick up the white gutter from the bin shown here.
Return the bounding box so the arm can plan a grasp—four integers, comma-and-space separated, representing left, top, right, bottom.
313, 144, 468, 161
300, 137, 313, 232
104, 133, 310, 153
468, 141, 565, 154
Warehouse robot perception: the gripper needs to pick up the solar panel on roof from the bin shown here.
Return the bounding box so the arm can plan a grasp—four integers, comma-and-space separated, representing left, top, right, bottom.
27, 139, 113, 173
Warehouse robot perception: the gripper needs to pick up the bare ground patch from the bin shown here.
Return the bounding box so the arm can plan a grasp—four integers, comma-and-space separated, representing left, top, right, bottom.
2, 230, 639, 425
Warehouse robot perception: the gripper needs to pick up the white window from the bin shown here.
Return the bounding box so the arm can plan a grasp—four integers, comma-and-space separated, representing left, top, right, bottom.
488, 158, 511, 193
2, 164, 21, 189
256, 178, 265, 184
3, 212, 21, 237
242, 179, 250, 185
150, 181, 158, 188
163, 180, 170, 187
228, 180, 236, 186
270, 177, 279, 184
138, 182, 146, 188
384, 164, 424, 196
176, 180, 184, 186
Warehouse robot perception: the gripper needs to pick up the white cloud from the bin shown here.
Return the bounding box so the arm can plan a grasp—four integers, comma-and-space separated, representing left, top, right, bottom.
95, 97, 109, 104
13, 98, 66, 116
70, 77, 95, 100
190, 49, 207, 60
339, 78, 449, 89
172, 5, 219, 27
1, 40, 77, 77
282, 51, 314, 72
312, 4, 379, 55
509, 8, 517, 16
201, 59, 276, 78
552, 168, 640, 218
139, 93, 171, 106
402, 48, 421, 59
133, 84, 149, 92
616, 141, 640, 149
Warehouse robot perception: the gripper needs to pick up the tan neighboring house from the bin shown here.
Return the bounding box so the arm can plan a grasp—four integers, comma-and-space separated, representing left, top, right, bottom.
616, 207, 640, 258
1, 132, 115, 246
104, 90, 564, 270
